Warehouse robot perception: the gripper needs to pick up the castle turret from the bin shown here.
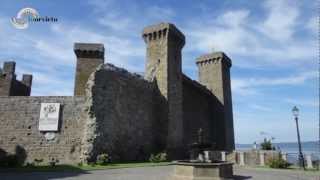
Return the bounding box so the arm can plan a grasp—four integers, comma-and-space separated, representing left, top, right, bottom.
0, 61, 32, 96
73, 43, 104, 96
196, 52, 235, 151
3, 61, 16, 75
22, 74, 32, 95
0, 61, 15, 96
142, 23, 185, 159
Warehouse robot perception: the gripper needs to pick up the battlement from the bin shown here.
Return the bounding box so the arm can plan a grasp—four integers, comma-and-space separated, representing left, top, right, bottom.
74, 43, 104, 59
3, 61, 16, 74
0, 61, 32, 96
196, 52, 232, 67
22, 74, 33, 87
142, 22, 185, 46
73, 43, 105, 96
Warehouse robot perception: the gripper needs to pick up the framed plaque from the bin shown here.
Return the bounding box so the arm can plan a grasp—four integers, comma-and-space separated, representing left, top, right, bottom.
39, 103, 60, 131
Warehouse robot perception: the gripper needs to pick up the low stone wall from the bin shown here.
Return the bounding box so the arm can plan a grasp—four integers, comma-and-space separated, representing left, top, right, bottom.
0, 96, 85, 165
235, 150, 280, 166
210, 150, 315, 169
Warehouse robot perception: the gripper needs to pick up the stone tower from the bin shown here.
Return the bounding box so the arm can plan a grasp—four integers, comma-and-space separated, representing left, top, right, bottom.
196, 52, 235, 151
74, 43, 104, 96
0, 61, 32, 96
0, 61, 16, 96
142, 23, 185, 158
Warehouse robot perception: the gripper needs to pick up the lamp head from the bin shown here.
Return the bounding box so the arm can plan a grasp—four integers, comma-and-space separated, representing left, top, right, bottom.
292, 106, 299, 117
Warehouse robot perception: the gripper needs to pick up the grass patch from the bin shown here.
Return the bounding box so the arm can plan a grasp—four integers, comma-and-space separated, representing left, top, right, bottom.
0, 162, 171, 172
81, 162, 171, 170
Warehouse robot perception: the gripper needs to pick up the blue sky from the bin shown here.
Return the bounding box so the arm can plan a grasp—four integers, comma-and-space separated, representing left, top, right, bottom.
0, 0, 318, 144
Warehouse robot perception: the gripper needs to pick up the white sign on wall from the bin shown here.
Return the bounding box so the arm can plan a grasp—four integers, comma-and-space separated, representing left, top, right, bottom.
39, 103, 60, 131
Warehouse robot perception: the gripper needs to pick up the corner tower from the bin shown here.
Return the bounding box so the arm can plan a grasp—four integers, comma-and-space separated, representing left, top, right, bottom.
74, 43, 104, 96
142, 23, 185, 159
0, 61, 32, 96
196, 52, 235, 151
0, 61, 16, 96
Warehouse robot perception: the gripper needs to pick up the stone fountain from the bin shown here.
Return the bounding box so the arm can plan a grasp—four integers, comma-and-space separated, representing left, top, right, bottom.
170, 128, 233, 180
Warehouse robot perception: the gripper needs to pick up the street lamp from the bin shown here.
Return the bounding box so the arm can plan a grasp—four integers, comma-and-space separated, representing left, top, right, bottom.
292, 106, 305, 170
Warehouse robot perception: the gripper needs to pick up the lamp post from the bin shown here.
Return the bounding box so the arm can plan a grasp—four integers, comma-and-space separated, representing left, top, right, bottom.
292, 106, 305, 170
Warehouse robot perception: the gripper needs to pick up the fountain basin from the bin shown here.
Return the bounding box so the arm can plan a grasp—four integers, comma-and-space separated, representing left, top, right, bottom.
170, 161, 233, 180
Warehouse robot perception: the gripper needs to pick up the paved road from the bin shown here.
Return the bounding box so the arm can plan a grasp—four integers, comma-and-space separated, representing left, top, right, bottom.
1, 166, 319, 180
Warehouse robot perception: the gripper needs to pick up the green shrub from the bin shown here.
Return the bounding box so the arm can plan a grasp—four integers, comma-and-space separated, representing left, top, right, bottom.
77, 162, 83, 167
267, 157, 290, 169
260, 138, 275, 150
49, 158, 59, 167
96, 153, 110, 165
149, 152, 167, 163
34, 158, 43, 166
26, 162, 35, 167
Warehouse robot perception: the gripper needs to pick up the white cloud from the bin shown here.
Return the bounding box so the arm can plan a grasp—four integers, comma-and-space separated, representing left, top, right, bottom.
216, 10, 250, 28
306, 16, 318, 34
97, 11, 133, 31
232, 71, 317, 95
88, 0, 175, 34
252, 71, 317, 86
186, 10, 255, 54
231, 78, 259, 96
185, 0, 315, 68
250, 104, 272, 111
285, 98, 319, 108
145, 6, 175, 21
259, 0, 299, 41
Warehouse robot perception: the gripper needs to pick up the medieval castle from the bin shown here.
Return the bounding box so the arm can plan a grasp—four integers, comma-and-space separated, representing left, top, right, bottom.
0, 23, 234, 164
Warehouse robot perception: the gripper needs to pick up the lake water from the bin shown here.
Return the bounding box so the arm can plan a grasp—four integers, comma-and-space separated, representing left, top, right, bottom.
236, 141, 320, 163
236, 142, 320, 154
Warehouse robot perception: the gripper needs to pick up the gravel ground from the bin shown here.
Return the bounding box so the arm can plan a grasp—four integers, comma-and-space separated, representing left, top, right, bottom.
0, 165, 319, 180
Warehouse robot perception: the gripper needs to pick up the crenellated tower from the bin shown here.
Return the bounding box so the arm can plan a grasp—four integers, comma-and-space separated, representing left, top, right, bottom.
0, 61, 32, 96
142, 23, 185, 159
196, 52, 235, 151
74, 43, 104, 96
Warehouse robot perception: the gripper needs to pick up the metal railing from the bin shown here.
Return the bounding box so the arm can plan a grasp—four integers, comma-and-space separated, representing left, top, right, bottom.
286, 152, 320, 169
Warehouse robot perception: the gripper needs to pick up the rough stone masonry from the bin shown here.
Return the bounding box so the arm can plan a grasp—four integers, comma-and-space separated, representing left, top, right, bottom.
0, 22, 235, 164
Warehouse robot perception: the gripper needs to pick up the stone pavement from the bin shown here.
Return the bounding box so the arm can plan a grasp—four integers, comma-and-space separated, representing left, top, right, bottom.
0, 165, 319, 180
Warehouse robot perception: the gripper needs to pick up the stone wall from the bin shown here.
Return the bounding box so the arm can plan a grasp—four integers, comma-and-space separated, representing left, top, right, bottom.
182, 75, 226, 150
0, 74, 12, 95
236, 150, 280, 166
0, 96, 85, 165
11, 79, 31, 96
82, 64, 161, 162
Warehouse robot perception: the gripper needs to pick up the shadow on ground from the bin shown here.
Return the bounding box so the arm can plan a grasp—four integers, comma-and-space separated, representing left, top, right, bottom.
0, 165, 91, 180
0, 146, 90, 180
233, 175, 252, 179
0, 170, 91, 180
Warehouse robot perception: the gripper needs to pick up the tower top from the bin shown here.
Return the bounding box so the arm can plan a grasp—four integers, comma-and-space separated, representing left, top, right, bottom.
196, 52, 232, 67
142, 22, 185, 46
2, 61, 16, 74
74, 43, 104, 59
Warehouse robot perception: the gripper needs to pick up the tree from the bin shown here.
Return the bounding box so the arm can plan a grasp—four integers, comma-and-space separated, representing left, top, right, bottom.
260, 138, 275, 150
